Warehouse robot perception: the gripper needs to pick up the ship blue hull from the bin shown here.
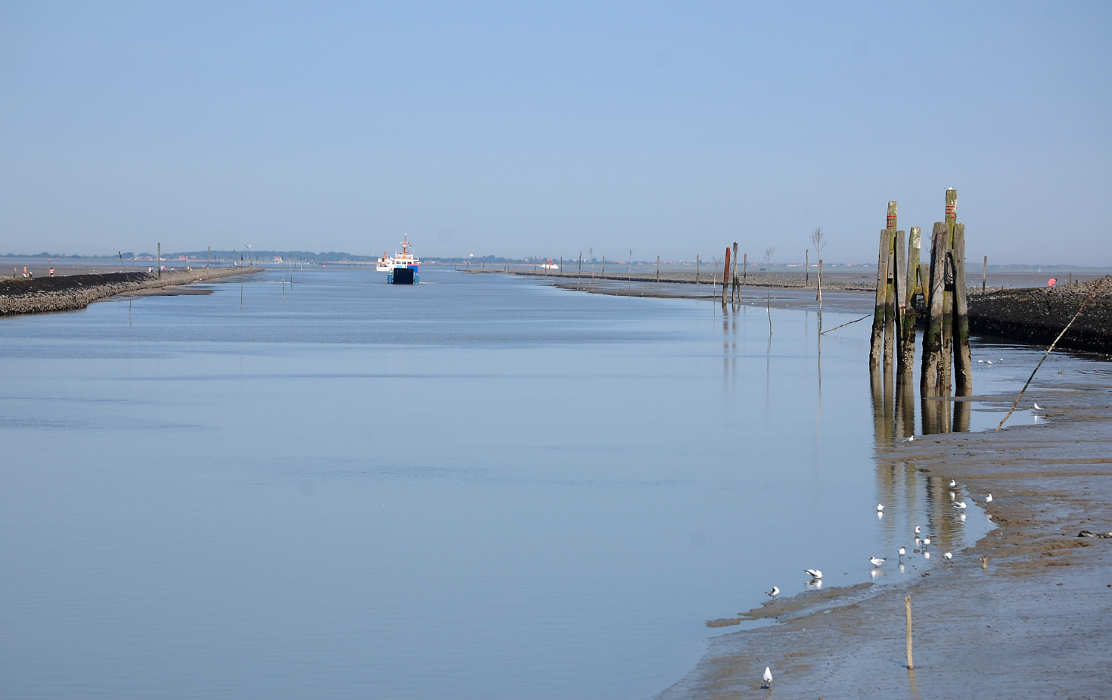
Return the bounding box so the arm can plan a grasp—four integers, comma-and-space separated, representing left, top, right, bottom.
388, 266, 418, 285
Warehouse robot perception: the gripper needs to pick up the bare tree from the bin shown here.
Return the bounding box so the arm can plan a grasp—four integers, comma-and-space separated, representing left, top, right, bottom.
811, 227, 826, 303
810, 227, 826, 259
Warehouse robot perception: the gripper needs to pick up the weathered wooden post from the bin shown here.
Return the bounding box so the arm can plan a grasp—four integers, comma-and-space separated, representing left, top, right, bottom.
920, 188, 971, 399
952, 223, 972, 395
982, 255, 987, 292
656, 255, 661, 282
601, 255, 606, 277
157, 242, 161, 278
921, 222, 948, 397
869, 202, 900, 371
695, 254, 700, 284
743, 253, 748, 282
559, 256, 563, 276
805, 248, 810, 285
898, 227, 921, 378
721, 247, 731, 307
869, 228, 889, 371
731, 242, 739, 304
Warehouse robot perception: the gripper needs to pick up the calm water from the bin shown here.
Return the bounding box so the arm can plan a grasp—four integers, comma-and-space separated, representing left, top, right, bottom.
0, 267, 1090, 698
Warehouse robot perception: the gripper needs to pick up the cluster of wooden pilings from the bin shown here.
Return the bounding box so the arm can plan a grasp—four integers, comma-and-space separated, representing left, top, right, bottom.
717, 241, 743, 307
869, 189, 972, 432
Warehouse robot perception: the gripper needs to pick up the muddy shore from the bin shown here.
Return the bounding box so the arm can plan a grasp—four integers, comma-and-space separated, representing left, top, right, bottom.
658, 380, 1112, 698
0, 267, 263, 316
487, 270, 1112, 354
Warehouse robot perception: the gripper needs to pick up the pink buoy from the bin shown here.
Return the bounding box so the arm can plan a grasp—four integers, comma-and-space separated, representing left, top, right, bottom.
1048, 278, 1057, 287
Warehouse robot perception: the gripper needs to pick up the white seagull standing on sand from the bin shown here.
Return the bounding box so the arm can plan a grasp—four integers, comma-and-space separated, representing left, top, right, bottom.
955, 501, 968, 510
898, 545, 907, 560
944, 552, 953, 561
904, 435, 914, 442
914, 525, 922, 535
922, 537, 931, 548
986, 493, 994, 503
949, 479, 957, 488
804, 569, 823, 580
1033, 402, 1043, 410
766, 586, 780, 598
762, 666, 773, 689
877, 503, 885, 512
869, 556, 886, 567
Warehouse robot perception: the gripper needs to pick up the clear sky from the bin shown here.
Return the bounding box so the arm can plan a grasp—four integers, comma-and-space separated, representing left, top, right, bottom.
3, 1, 1110, 264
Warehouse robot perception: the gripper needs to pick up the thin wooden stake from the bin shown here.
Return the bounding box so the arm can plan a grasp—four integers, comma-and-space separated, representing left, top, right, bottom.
721, 247, 731, 307
952, 224, 972, 395
695, 254, 700, 284
982, 255, 987, 292
742, 253, 748, 282
817, 259, 823, 305
656, 255, 660, 282
905, 594, 914, 670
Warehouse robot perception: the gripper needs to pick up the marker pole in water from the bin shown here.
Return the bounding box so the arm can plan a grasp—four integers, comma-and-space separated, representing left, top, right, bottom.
695, 254, 700, 284
720, 247, 730, 307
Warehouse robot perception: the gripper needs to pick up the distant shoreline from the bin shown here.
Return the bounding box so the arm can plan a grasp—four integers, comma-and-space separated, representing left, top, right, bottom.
0, 267, 264, 317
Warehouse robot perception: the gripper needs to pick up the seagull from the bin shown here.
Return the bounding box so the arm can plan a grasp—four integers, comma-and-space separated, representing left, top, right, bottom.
877, 503, 885, 512
948, 480, 957, 488
987, 360, 993, 366
985, 493, 993, 503
955, 501, 968, 510
904, 435, 915, 442
869, 556, 886, 567
944, 552, 953, 561
762, 666, 773, 689
922, 537, 931, 547
898, 545, 907, 559
914, 525, 922, 535
923, 551, 931, 559
1033, 402, 1043, 411
804, 569, 823, 580
977, 359, 984, 364
914, 536, 922, 547
766, 586, 780, 598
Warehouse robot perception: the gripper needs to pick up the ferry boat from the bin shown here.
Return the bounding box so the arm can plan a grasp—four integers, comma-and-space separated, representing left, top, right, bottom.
384, 235, 420, 285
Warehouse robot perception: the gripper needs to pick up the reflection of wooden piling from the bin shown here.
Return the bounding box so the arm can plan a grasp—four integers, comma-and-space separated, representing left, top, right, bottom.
721, 247, 731, 306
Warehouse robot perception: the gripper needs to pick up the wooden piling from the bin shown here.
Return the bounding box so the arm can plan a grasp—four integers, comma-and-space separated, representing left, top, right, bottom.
952, 224, 972, 395
742, 253, 748, 282
883, 202, 898, 372
982, 255, 987, 292
656, 255, 661, 282
696, 254, 700, 284
905, 594, 914, 670
921, 223, 948, 397
157, 242, 161, 279
869, 229, 889, 371
721, 247, 731, 306
898, 227, 921, 377
805, 248, 810, 285
893, 228, 908, 374
731, 242, 739, 303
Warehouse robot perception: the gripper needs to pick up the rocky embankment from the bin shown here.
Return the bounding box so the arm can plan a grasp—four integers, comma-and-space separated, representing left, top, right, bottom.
967, 276, 1112, 354
0, 267, 262, 316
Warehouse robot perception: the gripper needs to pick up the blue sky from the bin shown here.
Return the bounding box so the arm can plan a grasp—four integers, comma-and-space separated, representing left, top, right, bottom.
2, 1, 1110, 263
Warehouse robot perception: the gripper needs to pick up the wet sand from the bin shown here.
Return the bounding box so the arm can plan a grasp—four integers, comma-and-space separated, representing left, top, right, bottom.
658, 381, 1112, 698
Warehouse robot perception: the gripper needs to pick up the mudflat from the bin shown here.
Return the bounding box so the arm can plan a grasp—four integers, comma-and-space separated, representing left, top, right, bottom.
659, 380, 1112, 698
